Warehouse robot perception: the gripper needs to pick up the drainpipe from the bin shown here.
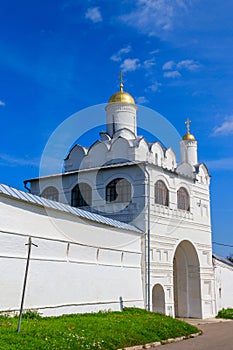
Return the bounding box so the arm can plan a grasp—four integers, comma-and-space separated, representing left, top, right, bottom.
144, 165, 151, 311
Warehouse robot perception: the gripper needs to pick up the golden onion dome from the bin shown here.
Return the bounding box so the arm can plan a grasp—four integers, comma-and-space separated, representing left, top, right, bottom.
108, 90, 135, 104
108, 71, 135, 104
182, 133, 196, 141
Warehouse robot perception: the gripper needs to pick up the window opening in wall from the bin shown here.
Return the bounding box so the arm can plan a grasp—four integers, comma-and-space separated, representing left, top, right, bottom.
72, 183, 92, 207
106, 178, 131, 203
154, 180, 169, 206
177, 187, 190, 211
41, 186, 59, 202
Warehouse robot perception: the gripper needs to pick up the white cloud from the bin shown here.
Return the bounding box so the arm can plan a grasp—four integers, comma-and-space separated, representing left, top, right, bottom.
0, 100, 5, 106
120, 58, 141, 72
162, 60, 175, 70
163, 59, 200, 72
212, 116, 233, 136
85, 7, 102, 23
143, 58, 156, 69
176, 0, 189, 10
120, 0, 192, 37
136, 96, 148, 104
163, 70, 181, 78
0, 153, 39, 167
162, 58, 201, 78
148, 81, 161, 92
177, 59, 201, 71
149, 49, 160, 55
60, 0, 77, 11
111, 48, 155, 73
110, 45, 131, 62
0, 153, 63, 174
206, 157, 233, 171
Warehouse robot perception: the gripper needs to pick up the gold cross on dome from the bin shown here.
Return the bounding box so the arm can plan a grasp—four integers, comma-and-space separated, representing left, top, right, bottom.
185, 118, 191, 134
118, 70, 125, 91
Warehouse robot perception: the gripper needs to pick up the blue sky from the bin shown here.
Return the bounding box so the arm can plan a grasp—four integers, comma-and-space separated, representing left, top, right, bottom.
0, 0, 232, 257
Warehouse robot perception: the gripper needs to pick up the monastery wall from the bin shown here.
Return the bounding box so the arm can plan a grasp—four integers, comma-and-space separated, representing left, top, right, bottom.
213, 257, 233, 312
0, 195, 144, 316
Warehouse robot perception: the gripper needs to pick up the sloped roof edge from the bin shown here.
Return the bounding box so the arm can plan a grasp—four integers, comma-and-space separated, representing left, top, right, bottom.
0, 183, 142, 234
213, 254, 233, 267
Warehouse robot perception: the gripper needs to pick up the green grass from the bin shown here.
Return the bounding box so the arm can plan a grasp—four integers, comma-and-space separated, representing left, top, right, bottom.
0, 308, 199, 350
216, 308, 233, 319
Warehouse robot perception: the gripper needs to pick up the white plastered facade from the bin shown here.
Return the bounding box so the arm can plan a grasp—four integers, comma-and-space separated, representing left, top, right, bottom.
213, 255, 233, 312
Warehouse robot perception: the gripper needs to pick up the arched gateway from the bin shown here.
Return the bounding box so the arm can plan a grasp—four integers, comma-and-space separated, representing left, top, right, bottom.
173, 240, 202, 318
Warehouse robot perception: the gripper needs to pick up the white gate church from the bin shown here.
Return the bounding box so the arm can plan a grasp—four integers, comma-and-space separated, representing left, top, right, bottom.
0, 77, 232, 318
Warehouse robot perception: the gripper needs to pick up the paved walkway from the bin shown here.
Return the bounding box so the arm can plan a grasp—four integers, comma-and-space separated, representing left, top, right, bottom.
154, 318, 233, 350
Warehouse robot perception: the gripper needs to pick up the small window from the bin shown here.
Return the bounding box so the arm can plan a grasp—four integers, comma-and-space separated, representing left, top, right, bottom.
154, 180, 169, 206
72, 183, 92, 207
106, 178, 131, 203
41, 186, 59, 202
177, 187, 190, 211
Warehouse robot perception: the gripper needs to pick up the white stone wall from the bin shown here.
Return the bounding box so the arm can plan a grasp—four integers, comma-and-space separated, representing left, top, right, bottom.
213, 257, 233, 313
0, 195, 144, 316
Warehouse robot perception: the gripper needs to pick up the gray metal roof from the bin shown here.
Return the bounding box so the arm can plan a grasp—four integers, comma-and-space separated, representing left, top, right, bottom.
0, 183, 141, 233
25, 161, 145, 182
213, 254, 233, 267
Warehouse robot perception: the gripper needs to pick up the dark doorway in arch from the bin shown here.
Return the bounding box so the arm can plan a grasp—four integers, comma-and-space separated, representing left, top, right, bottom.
173, 240, 202, 318
152, 284, 165, 314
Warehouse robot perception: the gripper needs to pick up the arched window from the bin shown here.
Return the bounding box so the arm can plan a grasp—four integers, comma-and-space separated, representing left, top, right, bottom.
154, 180, 169, 206
41, 186, 59, 202
71, 183, 92, 207
106, 178, 131, 203
177, 187, 190, 211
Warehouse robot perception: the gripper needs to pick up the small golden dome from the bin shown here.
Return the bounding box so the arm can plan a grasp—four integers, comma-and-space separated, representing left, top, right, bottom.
182, 118, 196, 141
108, 70, 135, 104
183, 133, 196, 141
108, 90, 135, 104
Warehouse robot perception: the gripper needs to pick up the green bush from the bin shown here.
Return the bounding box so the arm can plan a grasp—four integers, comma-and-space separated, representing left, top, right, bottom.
216, 308, 233, 319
